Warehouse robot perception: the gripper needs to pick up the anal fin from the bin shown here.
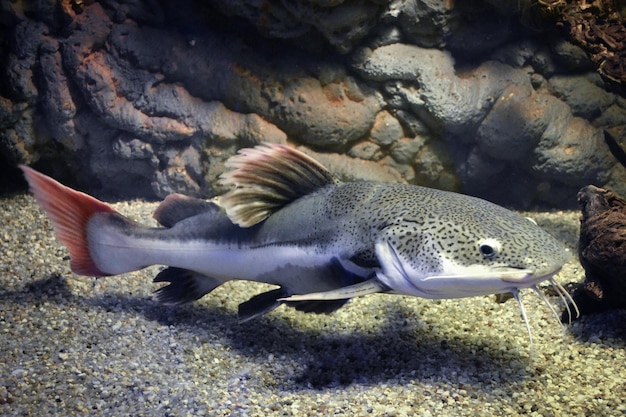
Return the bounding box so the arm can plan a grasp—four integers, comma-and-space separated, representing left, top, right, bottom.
153, 267, 224, 305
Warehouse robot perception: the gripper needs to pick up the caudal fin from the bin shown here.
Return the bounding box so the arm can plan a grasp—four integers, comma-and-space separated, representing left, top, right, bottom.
20, 165, 116, 276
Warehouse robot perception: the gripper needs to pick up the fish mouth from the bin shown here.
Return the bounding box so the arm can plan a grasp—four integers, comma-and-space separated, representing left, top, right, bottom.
426, 264, 536, 283
500, 266, 562, 285
407, 264, 560, 299
419, 268, 532, 284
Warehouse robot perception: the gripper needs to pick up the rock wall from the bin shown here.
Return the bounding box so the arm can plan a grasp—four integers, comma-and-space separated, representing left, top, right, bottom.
1, 0, 624, 206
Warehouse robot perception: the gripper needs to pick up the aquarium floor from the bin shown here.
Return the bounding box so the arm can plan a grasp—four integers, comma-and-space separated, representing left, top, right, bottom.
1, 194, 625, 416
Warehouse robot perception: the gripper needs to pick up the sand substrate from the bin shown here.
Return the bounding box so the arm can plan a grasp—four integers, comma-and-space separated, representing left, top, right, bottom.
1, 193, 625, 416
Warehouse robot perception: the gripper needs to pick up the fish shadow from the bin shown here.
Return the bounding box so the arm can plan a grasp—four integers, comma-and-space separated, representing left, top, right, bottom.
567, 310, 626, 345
85, 290, 532, 390
235, 312, 528, 389
0, 273, 76, 306
5, 275, 530, 390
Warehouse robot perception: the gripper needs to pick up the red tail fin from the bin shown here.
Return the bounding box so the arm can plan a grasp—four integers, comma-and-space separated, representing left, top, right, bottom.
20, 165, 116, 276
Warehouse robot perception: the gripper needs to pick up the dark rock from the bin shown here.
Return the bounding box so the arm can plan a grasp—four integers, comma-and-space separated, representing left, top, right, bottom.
297, 146, 402, 184
37, 46, 82, 150
112, 136, 157, 162
0, 107, 38, 164
602, 129, 626, 167
445, 0, 513, 59
60, 2, 112, 71
413, 140, 461, 192
152, 146, 203, 198
529, 72, 549, 91
601, 129, 626, 200
390, 136, 426, 164
0, 0, 623, 207
390, 0, 451, 48
392, 0, 515, 57
549, 75, 615, 119
206, 0, 386, 54
491, 40, 537, 68
455, 146, 506, 195
564, 185, 626, 319
395, 110, 431, 137
348, 141, 384, 161
531, 47, 558, 78
476, 85, 544, 160
594, 104, 626, 128
531, 117, 614, 186
366, 25, 404, 49
72, 111, 155, 198
353, 43, 530, 134
551, 40, 595, 72
370, 110, 404, 146
11, 19, 47, 61
110, 21, 381, 148
352, 43, 450, 82
0, 97, 22, 130
6, 20, 48, 102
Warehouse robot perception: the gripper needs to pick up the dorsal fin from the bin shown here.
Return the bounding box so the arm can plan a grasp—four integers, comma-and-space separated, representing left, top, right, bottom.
219, 143, 339, 227
153, 194, 219, 227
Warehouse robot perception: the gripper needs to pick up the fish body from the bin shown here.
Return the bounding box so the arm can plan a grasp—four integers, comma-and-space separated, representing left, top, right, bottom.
21, 144, 574, 328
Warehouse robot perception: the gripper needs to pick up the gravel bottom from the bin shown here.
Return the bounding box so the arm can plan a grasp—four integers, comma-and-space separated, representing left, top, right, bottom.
1, 193, 625, 417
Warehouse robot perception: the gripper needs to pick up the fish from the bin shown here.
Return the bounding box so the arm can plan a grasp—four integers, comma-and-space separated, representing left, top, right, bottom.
20, 143, 578, 346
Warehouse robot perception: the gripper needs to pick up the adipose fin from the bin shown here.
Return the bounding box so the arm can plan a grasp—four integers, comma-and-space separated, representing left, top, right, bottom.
153, 194, 219, 227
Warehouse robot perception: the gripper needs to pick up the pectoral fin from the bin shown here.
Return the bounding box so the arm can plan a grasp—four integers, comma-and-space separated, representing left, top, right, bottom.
238, 288, 352, 322
277, 278, 387, 302
239, 256, 378, 321
238, 288, 287, 323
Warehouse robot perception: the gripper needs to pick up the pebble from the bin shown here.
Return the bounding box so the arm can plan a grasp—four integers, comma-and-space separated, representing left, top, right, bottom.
1, 194, 625, 416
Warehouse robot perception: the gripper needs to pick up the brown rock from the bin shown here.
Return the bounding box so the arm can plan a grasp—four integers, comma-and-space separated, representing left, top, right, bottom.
565, 185, 626, 319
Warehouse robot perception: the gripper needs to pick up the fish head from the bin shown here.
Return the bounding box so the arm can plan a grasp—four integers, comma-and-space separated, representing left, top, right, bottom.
373, 205, 572, 299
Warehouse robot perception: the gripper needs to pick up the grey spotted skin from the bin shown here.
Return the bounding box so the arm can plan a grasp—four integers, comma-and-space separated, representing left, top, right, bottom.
21, 143, 573, 328
265, 180, 569, 300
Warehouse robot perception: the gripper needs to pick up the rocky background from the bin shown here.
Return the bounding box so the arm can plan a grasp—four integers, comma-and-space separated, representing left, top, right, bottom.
1, 0, 625, 207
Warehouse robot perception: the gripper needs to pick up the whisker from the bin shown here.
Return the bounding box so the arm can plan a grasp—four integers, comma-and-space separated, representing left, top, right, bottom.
550, 279, 573, 323
511, 288, 533, 356
508, 279, 580, 355
531, 284, 565, 333
549, 277, 580, 324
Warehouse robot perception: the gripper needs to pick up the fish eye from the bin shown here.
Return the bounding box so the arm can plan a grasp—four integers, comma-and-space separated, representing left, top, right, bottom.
478, 239, 501, 259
